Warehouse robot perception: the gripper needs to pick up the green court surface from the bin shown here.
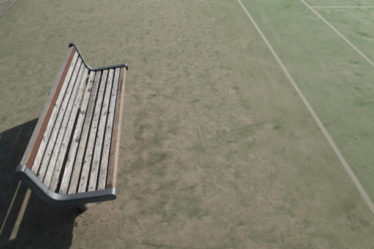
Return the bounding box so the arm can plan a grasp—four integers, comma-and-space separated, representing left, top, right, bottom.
318, 8, 374, 61
0, 0, 374, 248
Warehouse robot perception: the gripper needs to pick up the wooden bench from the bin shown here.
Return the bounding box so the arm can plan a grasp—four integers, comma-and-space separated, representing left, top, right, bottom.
16, 43, 128, 206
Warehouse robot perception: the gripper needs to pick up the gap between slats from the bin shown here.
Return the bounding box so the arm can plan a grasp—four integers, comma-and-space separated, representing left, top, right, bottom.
78, 70, 109, 193
88, 69, 115, 192
67, 71, 103, 194
41, 60, 85, 187
58, 71, 96, 194
31, 55, 81, 178
47, 66, 89, 191
98, 68, 121, 190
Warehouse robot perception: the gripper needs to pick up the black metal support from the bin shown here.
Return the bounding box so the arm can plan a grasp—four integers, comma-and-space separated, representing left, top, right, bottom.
68, 42, 129, 71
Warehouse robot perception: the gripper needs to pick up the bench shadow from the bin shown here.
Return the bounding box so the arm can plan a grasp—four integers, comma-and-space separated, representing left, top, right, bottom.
0, 119, 81, 249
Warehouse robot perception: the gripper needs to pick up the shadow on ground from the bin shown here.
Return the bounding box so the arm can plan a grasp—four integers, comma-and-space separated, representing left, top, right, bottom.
0, 120, 82, 249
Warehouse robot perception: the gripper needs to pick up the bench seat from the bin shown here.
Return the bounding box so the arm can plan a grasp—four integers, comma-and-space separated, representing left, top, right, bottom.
16, 43, 128, 205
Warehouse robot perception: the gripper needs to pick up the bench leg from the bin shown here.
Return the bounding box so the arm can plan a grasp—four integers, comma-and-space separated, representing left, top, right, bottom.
76, 204, 88, 213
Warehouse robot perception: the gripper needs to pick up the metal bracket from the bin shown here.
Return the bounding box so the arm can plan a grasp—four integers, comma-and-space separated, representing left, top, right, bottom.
16, 165, 116, 206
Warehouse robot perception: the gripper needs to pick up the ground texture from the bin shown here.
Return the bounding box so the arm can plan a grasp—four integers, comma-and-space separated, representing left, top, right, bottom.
0, 0, 15, 17
0, 0, 374, 248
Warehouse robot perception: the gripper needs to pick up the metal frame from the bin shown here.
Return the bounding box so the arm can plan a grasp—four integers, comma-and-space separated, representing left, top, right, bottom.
16, 42, 127, 206
16, 165, 116, 206
69, 42, 129, 71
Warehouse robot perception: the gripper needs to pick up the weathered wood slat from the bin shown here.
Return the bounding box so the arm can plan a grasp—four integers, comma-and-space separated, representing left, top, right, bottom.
24, 48, 76, 169
48, 67, 89, 191
43, 61, 85, 187
31, 55, 80, 175
88, 69, 115, 191
68, 71, 102, 194
97, 68, 121, 190
37, 59, 83, 182
59, 71, 96, 194
106, 68, 126, 189
78, 70, 108, 193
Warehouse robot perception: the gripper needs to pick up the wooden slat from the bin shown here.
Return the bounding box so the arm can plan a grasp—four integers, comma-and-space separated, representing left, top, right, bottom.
78, 70, 109, 193
88, 69, 115, 191
106, 68, 127, 189
42, 61, 85, 187
31, 54, 79, 175
59, 71, 96, 194
48, 67, 89, 191
68, 72, 102, 194
97, 68, 121, 190
23, 48, 76, 169
36, 59, 83, 181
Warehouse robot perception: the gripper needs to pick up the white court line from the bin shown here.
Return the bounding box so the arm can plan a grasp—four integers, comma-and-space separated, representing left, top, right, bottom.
311, 6, 374, 9
301, 0, 374, 67
237, 0, 374, 214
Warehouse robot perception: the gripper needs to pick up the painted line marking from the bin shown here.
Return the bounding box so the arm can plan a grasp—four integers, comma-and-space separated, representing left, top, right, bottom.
311, 6, 374, 9
237, 0, 374, 213
301, 0, 374, 67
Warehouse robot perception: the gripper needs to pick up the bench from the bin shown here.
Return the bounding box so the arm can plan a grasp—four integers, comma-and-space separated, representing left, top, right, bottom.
16, 43, 128, 206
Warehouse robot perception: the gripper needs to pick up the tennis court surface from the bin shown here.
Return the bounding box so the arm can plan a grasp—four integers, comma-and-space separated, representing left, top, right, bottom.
0, 0, 374, 248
